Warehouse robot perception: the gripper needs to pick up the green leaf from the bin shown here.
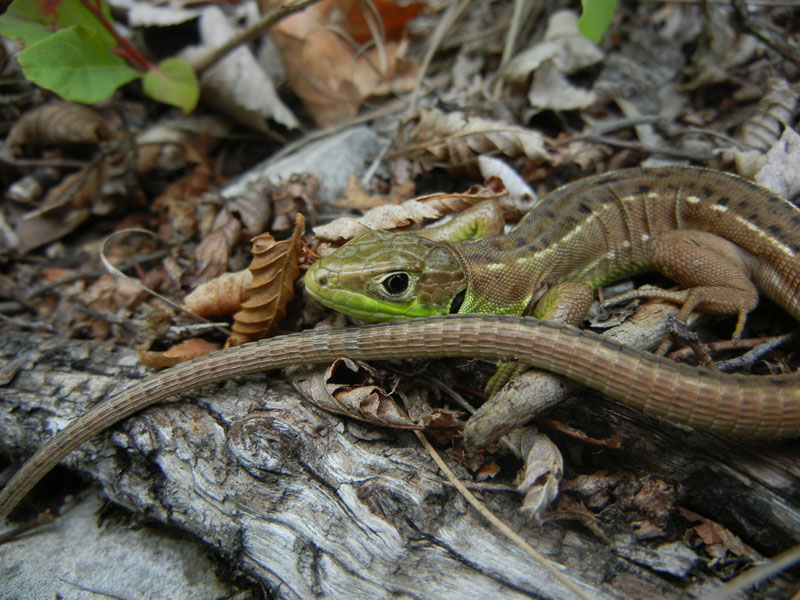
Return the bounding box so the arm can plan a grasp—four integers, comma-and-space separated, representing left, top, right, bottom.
18, 25, 140, 104
578, 0, 618, 43
142, 58, 199, 113
0, 0, 115, 46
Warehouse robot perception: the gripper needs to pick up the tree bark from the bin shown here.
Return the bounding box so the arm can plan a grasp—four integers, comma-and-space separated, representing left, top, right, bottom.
0, 330, 797, 599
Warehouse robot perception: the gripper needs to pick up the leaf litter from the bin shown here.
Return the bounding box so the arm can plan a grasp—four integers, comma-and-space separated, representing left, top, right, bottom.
2, 0, 800, 596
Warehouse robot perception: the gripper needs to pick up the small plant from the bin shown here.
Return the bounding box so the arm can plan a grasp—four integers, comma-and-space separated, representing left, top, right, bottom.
578, 0, 618, 43
0, 0, 199, 112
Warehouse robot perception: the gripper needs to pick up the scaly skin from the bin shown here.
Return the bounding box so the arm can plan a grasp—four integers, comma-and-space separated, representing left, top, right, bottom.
1, 314, 800, 519
2, 166, 800, 520
306, 166, 800, 329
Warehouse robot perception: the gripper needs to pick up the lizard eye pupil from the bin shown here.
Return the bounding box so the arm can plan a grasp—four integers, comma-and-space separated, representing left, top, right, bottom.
383, 273, 409, 295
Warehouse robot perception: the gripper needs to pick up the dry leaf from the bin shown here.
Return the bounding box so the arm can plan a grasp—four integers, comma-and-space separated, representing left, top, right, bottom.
271, 173, 319, 231
336, 0, 425, 43
194, 177, 273, 282
139, 338, 221, 369
292, 357, 461, 431
333, 175, 389, 212
753, 126, 800, 199
294, 358, 418, 428
270, 0, 419, 126
313, 187, 506, 243
7, 101, 111, 154
404, 108, 552, 165
561, 471, 623, 510
739, 78, 796, 153
136, 115, 232, 174
516, 430, 563, 522
227, 213, 305, 346
12, 161, 107, 255
504, 10, 602, 112
151, 146, 217, 243
678, 508, 762, 561
183, 270, 253, 317
185, 6, 299, 132
631, 477, 677, 528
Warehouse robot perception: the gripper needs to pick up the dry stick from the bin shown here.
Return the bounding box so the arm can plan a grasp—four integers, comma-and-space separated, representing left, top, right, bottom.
407, 0, 474, 115
492, 0, 528, 99
705, 544, 800, 600
0, 510, 54, 545
190, 0, 322, 74
413, 431, 594, 600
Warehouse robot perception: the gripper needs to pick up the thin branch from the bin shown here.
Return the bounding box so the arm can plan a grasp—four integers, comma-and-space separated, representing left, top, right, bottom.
190, 0, 322, 74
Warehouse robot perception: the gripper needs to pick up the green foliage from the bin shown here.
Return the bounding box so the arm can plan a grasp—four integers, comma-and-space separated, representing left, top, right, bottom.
143, 59, 200, 113
18, 26, 139, 103
0, 0, 115, 45
578, 0, 618, 43
0, 0, 199, 112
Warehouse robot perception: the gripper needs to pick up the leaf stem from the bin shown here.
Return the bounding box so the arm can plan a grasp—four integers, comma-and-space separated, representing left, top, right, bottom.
78, 0, 156, 71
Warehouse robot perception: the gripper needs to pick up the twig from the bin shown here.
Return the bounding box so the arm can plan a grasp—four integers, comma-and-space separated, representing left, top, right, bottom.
0, 312, 56, 333
492, 0, 529, 99
705, 544, 800, 600
414, 430, 594, 600
190, 0, 322, 74
0, 510, 55, 545
407, 0, 473, 115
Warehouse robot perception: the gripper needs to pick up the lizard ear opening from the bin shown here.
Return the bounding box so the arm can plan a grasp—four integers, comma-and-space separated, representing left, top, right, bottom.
449, 289, 465, 314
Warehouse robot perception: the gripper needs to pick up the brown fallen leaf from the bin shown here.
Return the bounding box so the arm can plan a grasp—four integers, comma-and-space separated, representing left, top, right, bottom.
139, 338, 222, 369
269, 0, 420, 126
226, 213, 305, 346
332, 175, 389, 212
183, 269, 253, 317
313, 186, 508, 243
678, 507, 762, 562
270, 173, 319, 231
7, 101, 112, 154
402, 107, 552, 166
13, 161, 107, 255
292, 356, 463, 431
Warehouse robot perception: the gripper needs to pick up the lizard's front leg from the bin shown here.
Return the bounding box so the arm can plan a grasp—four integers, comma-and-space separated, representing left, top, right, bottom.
467, 281, 593, 448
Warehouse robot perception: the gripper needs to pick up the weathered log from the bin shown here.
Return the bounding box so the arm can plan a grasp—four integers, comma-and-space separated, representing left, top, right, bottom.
0, 330, 797, 599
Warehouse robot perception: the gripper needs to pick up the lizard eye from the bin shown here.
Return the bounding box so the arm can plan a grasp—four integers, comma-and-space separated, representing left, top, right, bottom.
382, 272, 410, 295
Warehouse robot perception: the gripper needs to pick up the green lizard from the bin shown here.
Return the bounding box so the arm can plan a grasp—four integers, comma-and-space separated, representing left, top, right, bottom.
2, 165, 800, 521
305, 164, 800, 399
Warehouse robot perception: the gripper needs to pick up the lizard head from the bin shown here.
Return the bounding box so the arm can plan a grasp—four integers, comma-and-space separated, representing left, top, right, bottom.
305, 230, 467, 322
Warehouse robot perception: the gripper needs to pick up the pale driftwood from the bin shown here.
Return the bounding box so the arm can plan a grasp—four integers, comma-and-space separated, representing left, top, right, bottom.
0, 329, 798, 599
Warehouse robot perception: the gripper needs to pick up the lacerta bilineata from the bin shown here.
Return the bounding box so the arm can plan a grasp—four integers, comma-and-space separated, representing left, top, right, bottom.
1, 166, 799, 520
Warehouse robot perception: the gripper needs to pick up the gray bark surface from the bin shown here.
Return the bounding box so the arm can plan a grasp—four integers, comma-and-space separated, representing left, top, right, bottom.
0, 329, 797, 599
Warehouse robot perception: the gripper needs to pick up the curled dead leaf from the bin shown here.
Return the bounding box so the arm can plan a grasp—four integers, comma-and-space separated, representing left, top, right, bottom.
12, 161, 107, 255
7, 102, 112, 155
516, 430, 563, 522
184, 269, 253, 317
292, 357, 463, 431
139, 338, 221, 368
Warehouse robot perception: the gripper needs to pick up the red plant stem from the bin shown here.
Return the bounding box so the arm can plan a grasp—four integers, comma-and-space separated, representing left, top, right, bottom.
78, 0, 156, 71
